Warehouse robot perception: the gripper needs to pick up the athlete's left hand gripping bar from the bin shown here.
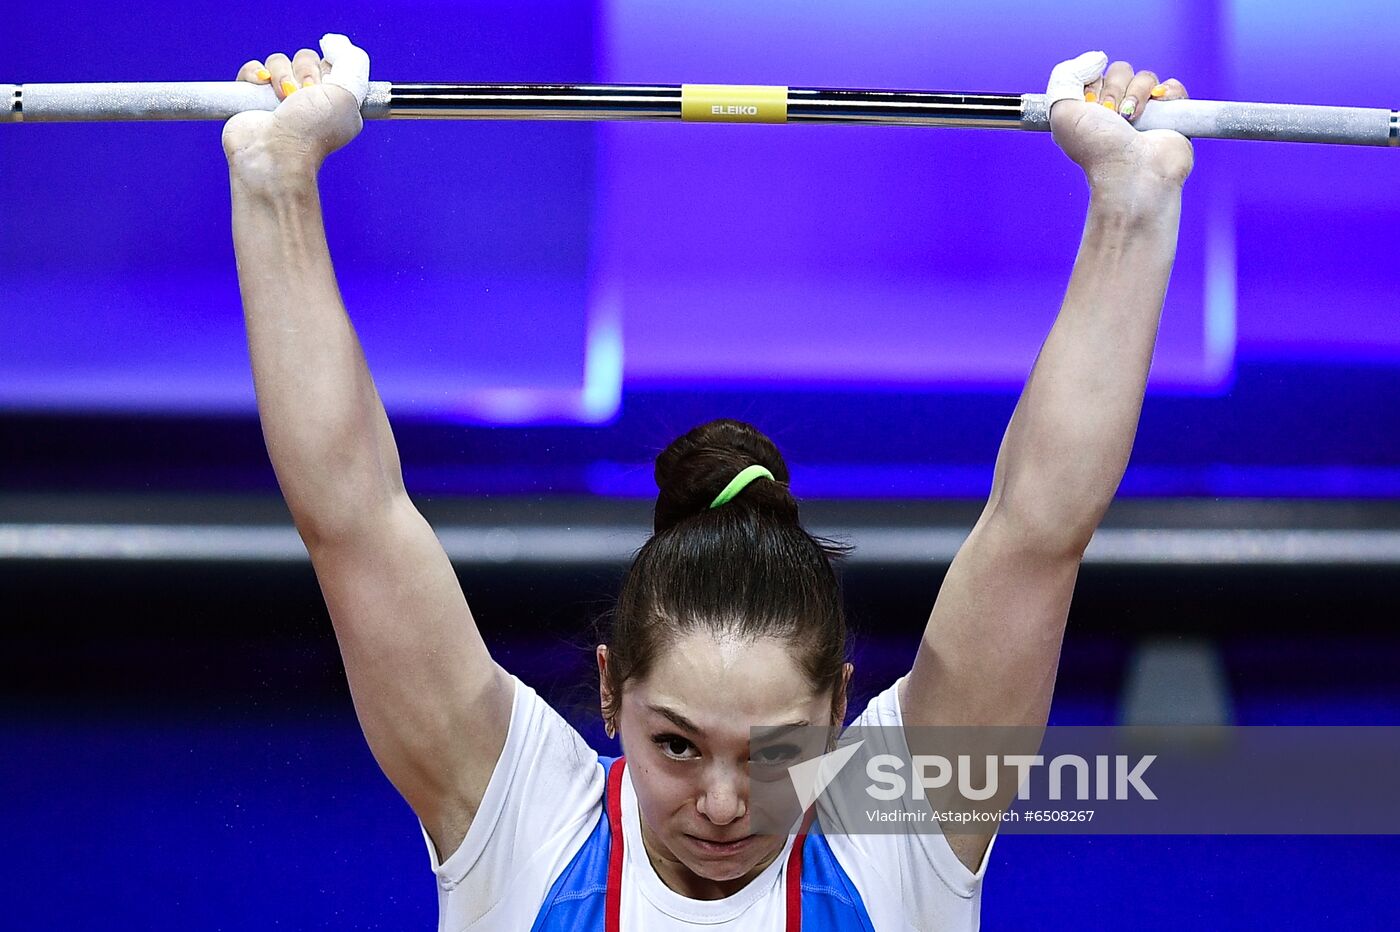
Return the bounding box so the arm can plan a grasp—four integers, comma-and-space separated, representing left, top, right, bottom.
0, 82, 394, 122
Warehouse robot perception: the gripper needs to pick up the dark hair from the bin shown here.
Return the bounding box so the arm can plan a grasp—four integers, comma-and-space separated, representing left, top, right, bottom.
601, 419, 850, 729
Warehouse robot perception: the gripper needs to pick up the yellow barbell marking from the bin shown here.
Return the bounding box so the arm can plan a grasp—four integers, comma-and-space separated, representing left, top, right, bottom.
681, 85, 789, 123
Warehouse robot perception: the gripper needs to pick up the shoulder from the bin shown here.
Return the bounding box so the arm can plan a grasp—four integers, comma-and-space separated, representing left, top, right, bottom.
426, 676, 608, 928
435, 676, 603, 863
823, 677, 991, 928
822, 828, 987, 931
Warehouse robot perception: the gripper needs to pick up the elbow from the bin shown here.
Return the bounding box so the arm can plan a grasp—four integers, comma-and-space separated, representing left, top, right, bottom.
276, 438, 406, 546
981, 496, 1099, 563
288, 482, 407, 550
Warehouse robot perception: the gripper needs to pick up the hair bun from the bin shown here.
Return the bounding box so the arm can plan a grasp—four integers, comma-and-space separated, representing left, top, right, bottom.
653, 419, 798, 532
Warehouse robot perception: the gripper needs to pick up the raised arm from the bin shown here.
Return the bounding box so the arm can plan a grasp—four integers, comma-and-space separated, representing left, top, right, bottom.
901, 54, 1194, 867
221, 36, 511, 862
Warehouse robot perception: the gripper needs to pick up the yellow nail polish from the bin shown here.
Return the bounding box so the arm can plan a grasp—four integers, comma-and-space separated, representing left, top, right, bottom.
1150, 84, 1167, 99
281, 79, 298, 96
1084, 91, 1098, 103
1102, 100, 1116, 109
255, 68, 270, 82
301, 76, 316, 88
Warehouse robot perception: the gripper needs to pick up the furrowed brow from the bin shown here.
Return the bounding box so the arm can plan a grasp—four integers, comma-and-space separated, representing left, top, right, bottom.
647, 704, 811, 738
755, 720, 812, 740
647, 704, 702, 734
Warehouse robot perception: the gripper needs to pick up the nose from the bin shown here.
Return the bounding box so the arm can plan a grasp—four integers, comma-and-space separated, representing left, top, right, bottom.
696, 768, 747, 825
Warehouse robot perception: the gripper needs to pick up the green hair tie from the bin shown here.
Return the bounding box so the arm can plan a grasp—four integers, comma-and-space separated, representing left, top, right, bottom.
709, 464, 775, 509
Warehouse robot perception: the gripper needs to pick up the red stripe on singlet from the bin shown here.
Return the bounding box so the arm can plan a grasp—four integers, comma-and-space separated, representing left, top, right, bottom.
785, 809, 815, 932
605, 758, 627, 932
604, 757, 810, 931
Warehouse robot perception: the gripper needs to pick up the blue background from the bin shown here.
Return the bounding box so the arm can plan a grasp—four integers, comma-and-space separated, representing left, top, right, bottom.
4, 0, 1400, 498
4, 1, 1400, 929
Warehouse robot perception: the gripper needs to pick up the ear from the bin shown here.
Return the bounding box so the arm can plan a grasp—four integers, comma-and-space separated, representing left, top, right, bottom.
832, 662, 854, 726
597, 645, 617, 739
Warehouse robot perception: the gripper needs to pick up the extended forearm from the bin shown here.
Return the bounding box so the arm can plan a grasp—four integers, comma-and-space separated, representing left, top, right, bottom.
988, 184, 1183, 549
230, 170, 403, 535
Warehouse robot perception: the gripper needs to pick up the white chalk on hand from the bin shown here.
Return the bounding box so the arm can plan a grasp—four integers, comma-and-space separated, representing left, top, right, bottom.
1045, 50, 1108, 115
319, 33, 371, 105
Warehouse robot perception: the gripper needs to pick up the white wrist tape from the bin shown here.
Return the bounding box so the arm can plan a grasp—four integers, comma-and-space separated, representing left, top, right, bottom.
1045, 50, 1108, 114
319, 33, 371, 106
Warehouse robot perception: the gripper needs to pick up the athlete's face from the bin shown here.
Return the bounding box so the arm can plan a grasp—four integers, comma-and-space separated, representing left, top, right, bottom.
599, 633, 848, 899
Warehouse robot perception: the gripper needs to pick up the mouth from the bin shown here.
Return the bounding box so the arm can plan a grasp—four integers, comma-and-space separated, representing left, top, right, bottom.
685, 833, 757, 856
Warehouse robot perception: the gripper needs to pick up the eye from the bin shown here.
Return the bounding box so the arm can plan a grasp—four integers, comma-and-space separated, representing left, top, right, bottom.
652, 733, 698, 760
751, 743, 801, 766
